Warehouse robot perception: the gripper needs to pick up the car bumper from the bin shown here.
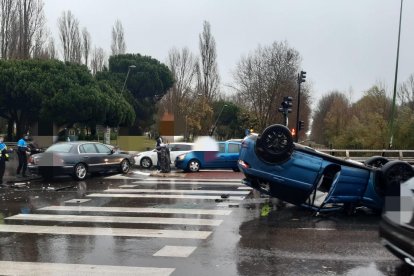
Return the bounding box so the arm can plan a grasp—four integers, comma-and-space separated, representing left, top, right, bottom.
174, 160, 185, 169
379, 215, 414, 267
28, 165, 74, 176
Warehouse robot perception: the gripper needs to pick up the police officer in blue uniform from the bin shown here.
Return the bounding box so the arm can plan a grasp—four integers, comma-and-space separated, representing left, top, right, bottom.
0, 135, 10, 185
16, 134, 29, 177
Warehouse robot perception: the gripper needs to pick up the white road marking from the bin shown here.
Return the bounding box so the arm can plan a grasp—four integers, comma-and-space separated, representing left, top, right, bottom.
105, 188, 250, 195
64, 199, 91, 204
38, 206, 232, 216
0, 261, 174, 276
6, 214, 223, 226
237, 187, 253, 190
139, 178, 242, 182
153, 246, 197, 258
0, 224, 211, 239
297, 228, 336, 231
216, 202, 240, 207
132, 181, 243, 186
119, 184, 139, 188
87, 193, 245, 201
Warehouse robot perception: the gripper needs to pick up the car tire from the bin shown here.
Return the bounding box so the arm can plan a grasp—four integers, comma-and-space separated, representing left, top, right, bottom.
187, 159, 200, 172
255, 124, 294, 164
363, 156, 389, 168
120, 159, 130, 174
232, 167, 240, 172
380, 161, 414, 196
140, 157, 152, 169
73, 163, 88, 181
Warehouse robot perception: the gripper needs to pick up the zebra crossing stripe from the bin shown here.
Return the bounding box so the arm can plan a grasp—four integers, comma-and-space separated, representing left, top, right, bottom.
38, 206, 232, 216
6, 214, 223, 226
0, 224, 211, 239
131, 181, 243, 186
0, 261, 174, 276
87, 193, 245, 201
140, 178, 242, 182
153, 246, 197, 258
105, 188, 250, 195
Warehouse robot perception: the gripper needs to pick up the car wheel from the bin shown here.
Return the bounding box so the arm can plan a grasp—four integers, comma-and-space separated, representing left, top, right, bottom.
232, 167, 240, 172
363, 156, 389, 168
255, 124, 294, 164
140, 157, 152, 169
73, 163, 88, 180
120, 159, 131, 174
380, 161, 414, 196
187, 159, 200, 172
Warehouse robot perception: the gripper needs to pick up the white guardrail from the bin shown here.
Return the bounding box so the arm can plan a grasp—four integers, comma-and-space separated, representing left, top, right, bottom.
316, 149, 414, 164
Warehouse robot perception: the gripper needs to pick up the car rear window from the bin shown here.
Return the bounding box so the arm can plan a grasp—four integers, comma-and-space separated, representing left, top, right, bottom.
170, 144, 192, 151
46, 144, 73, 153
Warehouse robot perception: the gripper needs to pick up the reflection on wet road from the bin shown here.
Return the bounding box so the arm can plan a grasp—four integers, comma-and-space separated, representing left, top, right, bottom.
0, 171, 412, 275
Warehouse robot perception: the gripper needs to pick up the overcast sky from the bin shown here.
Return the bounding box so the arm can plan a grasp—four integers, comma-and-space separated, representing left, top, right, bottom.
43, 0, 414, 104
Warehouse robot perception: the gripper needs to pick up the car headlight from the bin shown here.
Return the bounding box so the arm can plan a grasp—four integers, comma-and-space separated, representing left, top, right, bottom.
177, 154, 186, 161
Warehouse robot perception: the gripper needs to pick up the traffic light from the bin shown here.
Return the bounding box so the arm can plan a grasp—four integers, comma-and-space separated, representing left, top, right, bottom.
279, 96, 293, 113
299, 71, 306, 83
299, 120, 305, 131
291, 128, 296, 136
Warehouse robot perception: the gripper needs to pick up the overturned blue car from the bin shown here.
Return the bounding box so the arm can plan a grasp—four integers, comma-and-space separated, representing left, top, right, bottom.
238, 124, 414, 212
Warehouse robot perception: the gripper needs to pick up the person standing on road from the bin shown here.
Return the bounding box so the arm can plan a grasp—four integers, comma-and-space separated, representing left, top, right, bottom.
0, 135, 10, 185
16, 134, 29, 177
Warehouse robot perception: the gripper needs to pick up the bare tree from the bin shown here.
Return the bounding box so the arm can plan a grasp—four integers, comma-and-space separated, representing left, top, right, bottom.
4, 0, 46, 59
81, 27, 91, 66
164, 47, 197, 110
398, 74, 414, 110
198, 20, 220, 101
233, 41, 302, 132
58, 10, 81, 63
111, 19, 126, 56
90, 46, 106, 75
0, 0, 16, 59
47, 36, 56, 59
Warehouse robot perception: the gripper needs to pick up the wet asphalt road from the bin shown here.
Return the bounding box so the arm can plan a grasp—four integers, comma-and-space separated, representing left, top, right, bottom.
0, 169, 412, 276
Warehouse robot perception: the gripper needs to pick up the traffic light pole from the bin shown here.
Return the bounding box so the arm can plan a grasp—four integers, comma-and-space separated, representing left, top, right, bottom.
295, 75, 301, 143
296, 71, 306, 143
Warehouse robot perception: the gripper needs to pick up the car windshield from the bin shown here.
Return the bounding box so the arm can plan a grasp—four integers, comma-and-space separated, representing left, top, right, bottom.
45, 143, 73, 153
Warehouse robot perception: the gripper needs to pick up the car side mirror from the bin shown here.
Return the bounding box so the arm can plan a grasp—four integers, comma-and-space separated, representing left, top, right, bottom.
110, 149, 115, 154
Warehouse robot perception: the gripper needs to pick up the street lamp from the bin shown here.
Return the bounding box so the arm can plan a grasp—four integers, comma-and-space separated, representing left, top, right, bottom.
389, 0, 404, 148
122, 65, 136, 93
209, 104, 228, 136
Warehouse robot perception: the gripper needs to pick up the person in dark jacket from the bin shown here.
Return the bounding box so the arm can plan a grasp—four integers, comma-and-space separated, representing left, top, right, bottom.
0, 135, 10, 185
16, 134, 29, 177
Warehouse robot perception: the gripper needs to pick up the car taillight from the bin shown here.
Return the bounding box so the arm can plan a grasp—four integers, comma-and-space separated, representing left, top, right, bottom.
238, 160, 250, 169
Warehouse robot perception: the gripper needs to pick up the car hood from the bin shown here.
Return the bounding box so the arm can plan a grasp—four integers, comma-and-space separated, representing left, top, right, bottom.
384, 177, 414, 230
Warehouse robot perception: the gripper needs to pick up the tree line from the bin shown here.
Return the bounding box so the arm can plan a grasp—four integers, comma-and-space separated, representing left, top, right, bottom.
311, 77, 414, 149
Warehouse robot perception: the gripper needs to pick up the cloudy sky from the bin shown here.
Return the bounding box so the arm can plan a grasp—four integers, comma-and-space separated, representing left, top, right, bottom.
43, 0, 414, 104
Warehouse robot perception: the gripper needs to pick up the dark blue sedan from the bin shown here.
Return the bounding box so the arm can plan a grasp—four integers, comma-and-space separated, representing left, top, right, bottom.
238, 124, 414, 212
175, 140, 241, 172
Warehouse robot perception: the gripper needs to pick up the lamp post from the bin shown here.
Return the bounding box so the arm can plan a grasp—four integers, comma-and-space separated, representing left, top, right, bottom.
209, 104, 228, 136
389, 0, 404, 149
122, 65, 136, 93
108, 65, 135, 145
